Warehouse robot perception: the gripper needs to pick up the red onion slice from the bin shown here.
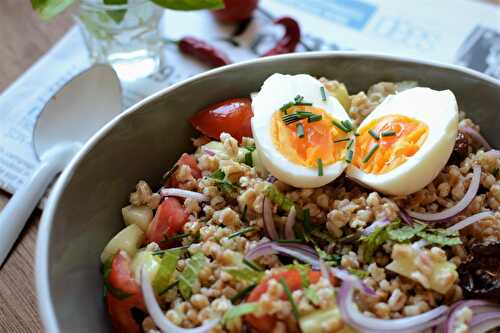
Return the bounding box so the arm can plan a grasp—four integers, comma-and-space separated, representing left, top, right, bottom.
443, 300, 500, 333
284, 207, 296, 240
160, 188, 209, 202
140, 267, 219, 333
338, 278, 448, 332
398, 208, 414, 225
486, 149, 500, 159
203, 148, 216, 156
459, 126, 492, 150
407, 164, 481, 222
263, 197, 279, 240
469, 312, 500, 333
447, 211, 495, 232
362, 219, 390, 236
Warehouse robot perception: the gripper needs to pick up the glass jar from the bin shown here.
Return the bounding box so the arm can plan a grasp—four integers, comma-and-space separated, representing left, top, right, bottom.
76, 0, 164, 81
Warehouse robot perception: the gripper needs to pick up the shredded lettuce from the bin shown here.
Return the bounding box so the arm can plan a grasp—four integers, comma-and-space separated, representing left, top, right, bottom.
178, 252, 207, 300
153, 249, 181, 295
222, 303, 261, 324
224, 267, 264, 284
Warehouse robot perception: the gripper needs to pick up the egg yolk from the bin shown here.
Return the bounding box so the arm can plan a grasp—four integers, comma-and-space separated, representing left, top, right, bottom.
271, 106, 349, 168
352, 115, 428, 174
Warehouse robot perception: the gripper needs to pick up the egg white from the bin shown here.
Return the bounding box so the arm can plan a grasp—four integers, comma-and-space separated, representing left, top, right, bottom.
346, 87, 459, 195
252, 73, 351, 188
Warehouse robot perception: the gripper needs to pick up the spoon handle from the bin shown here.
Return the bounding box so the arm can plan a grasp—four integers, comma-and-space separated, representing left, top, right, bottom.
0, 143, 80, 268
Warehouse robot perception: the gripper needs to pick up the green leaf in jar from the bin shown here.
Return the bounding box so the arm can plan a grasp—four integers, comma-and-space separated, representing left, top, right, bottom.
178, 252, 207, 300
152, 249, 181, 295
151, 0, 224, 10
103, 0, 128, 23
31, 0, 75, 20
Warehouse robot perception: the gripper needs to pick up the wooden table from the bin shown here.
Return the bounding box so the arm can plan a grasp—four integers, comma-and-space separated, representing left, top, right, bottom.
1, 0, 499, 332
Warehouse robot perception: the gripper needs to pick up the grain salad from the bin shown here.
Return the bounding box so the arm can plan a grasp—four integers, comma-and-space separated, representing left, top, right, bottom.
100, 74, 500, 333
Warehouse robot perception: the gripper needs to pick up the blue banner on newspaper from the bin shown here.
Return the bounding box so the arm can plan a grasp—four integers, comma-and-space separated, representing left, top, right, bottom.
275, 0, 377, 30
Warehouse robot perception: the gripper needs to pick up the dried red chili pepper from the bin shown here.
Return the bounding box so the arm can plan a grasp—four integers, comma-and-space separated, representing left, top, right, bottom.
179, 36, 232, 68
263, 16, 301, 56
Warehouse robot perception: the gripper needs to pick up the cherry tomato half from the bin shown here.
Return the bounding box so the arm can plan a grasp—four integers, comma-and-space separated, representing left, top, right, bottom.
245, 269, 322, 332
189, 98, 253, 142
168, 153, 202, 188
146, 197, 189, 248
106, 251, 145, 333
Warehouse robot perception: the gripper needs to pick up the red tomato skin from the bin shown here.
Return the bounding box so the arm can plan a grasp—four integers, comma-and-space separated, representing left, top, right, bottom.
168, 153, 202, 188
245, 269, 322, 332
146, 197, 189, 248
212, 0, 259, 23
189, 98, 253, 142
106, 251, 145, 333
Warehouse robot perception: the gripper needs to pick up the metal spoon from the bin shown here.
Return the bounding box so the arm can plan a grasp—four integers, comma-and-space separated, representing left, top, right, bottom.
0, 64, 121, 267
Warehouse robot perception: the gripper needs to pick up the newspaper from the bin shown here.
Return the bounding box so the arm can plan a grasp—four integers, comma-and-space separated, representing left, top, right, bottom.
0, 0, 498, 195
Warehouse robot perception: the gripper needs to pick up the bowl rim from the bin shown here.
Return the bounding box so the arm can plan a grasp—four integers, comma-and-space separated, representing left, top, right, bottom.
35, 51, 500, 333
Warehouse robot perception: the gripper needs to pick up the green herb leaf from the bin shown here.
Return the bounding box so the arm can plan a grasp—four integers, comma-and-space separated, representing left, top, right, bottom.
178, 252, 206, 300
361, 225, 389, 263
316, 247, 341, 266
222, 303, 260, 324
243, 258, 265, 272
153, 249, 181, 294
279, 277, 300, 321
304, 287, 320, 304
103, 0, 128, 23
151, 0, 224, 10
417, 230, 462, 246
347, 268, 369, 278
224, 267, 264, 284
210, 169, 239, 193
244, 150, 253, 167
265, 185, 295, 212
387, 223, 426, 242
31, 0, 75, 20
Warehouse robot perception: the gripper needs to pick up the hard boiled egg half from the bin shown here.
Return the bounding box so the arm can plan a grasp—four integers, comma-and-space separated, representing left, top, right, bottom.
252, 74, 353, 188
346, 87, 458, 195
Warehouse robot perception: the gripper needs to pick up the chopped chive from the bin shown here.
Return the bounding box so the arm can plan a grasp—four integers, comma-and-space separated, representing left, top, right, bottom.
334, 137, 350, 143
332, 119, 349, 132
279, 277, 300, 321
230, 283, 257, 303
347, 139, 354, 150
307, 114, 322, 123
158, 280, 179, 295
162, 163, 179, 181
302, 208, 312, 233
381, 130, 396, 137
228, 226, 256, 239
152, 245, 189, 256
354, 132, 360, 136
341, 120, 353, 131
363, 143, 379, 163
296, 123, 305, 138
320, 86, 327, 101
244, 151, 253, 167
243, 258, 264, 272
160, 233, 189, 243
280, 102, 294, 113
345, 149, 353, 163
294, 95, 304, 103
368, 129, 380, 140
317, 158, 323, 176
295, 102, 313, 106
242, 205, 248, 222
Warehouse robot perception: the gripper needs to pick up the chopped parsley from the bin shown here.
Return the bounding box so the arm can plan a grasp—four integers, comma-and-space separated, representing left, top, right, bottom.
210, 169, 240, 193
230, 283, 257, 303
